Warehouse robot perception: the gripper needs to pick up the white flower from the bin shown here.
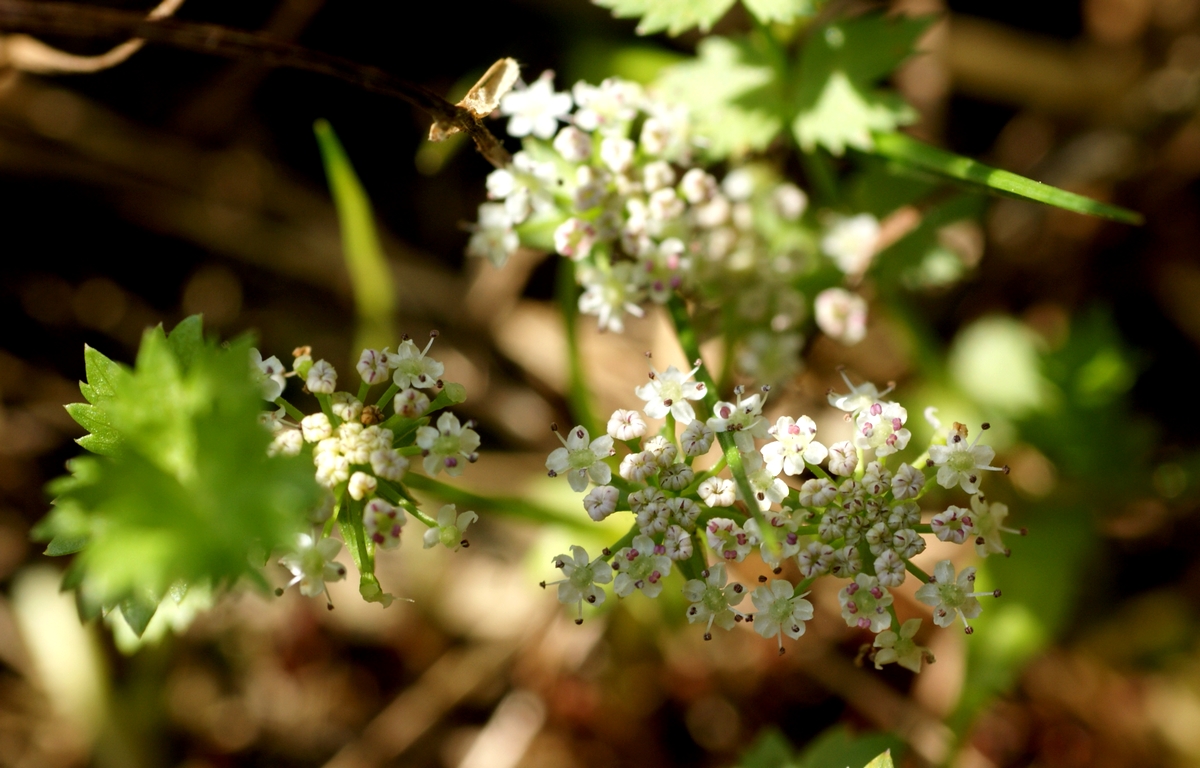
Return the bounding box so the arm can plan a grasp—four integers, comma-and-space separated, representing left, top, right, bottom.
762, 416, 829, 476
705, 517, 753, 562
968, 494, 1018, 557
660, 463, 695, 492
635, 496, 669, 535
347, 471, 377, 501
577, 262, 645, 333
416, 412, 481, 477
251, 348, 288, 401
642, 160, 675, 192
682, 564, 746, 640
370, 448, 409, 482
268, 429, 303, 457
916, 560, 997, 633
873, 618, 933, 673
306, 359, 337, 394
422, 504, 478, 551
838, 573, 893, 633
826, 371, 893, 416
612, 535, 672, 599
619, 451, 657, 483
697, 477, 736, 508
680, 420, 715, 457
680, 168, 718, 205
891, 463, 925, 500
331, 392, 363, 423
854, 401, 911, 457
467, 203, 519, 267
634, 362, 707, 424
797, 542, 834, 578
573, 77, 643, 134
388, 336, 444, 390
280, 534, 346, 598
799, 478, 837, 508
314, 452, 350, 488
751, 580, 814, 653
553, 218, 598, 261
393, 388, 431, 418
822, 213, 879, 275
607, 409, 647, 441
545, 546, 612, 624
500, 70, 572, 139
874, 549, 907, 588
300, 413, 332, 443
742, 452, 789, 512
706, 387, 770, 454
357, 349, 390, 386
888, 501, 921, 530
666, 497, 701, 529
663, 525, 694, 561
364, 498, 406, 550
583, 485, 620, 521
814, 288, 868, 346
546, 424, 615, 492
892, 528, 926, 559
599, 136, 635, 173
642, 435, 678, 469
928, 422, 1002, 494
931, 505, 970, 544
830, 544, 863, 578
827, 441, 858, 477
553, 125, 592, 162
772, 183, 808, 220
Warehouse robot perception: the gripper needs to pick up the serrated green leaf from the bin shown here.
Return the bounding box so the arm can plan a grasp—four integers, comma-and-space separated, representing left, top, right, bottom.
167, 315, 204, 371
594, 0, 736, 36
870, 132, 1144, 224
743, 0, 814, 24
119, 588, 160, 638
81, 345, 122, 404
656, 37, 784, 159
793, 13, 933, 155
45, 533, 89, 556
65, 403, 123, 456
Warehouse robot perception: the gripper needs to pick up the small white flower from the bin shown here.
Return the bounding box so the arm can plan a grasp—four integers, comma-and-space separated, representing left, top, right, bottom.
827, 441, 858, 477
301, 413, 333, 443
706, 387, 770, 454
854, 401, 911, 457
826, 371, 893, 416
583, 485, 620, 521
762, 416, 829, 476
347, 471, 377, 501
861, 461, 893, 497
416, 412, 481, 477
660, 463, 695, 492
357, 349, 390, 386
772, 183, 808, 221
680, 420, 715, 457
546, 424, 615, 492
268, 429, 303, 457
916, 560, 997, 633
607, 409, 647, 441
968, 493, 1018, 557
553, 217, 598, 261
422, 504, 478, 551
682, 564, 746, 640
612, 535, 672, 599
751, 580, 814, 653
635, 499, 669, 535
888, 501, 921, 530
892, 528, 926, 559
822, 213, 879, 275
545, 546, 613, 624
251, 348, 288, 401
500, 70, 572, 139
577, 262, 645, 333
370, 449, 409, 482
331, 392, 363, 423
619, 451, 657, 483
364, 498, 406, 550
797, 542, 834, 578
874, 549, 907, 588
642, 435, 678, 469
642, 160, 676, 192
572, 78, 643, 134
931, 505, 970, 544
891, 463, 925, 500
814, 288, 868, 346
679, 168, 718, 205
280, 534, 346, 598
599, 136, 635, 173
705, 517, 753, 562
634, 362, 707, 425
389, 336, 444, 391
314, 453, 350, 488
393, 388, 431, 418
742, 452, 788, 512
873, 618, 933, 673
799, 478, 837, 508
467, 203, 519, 267
306, 359, 337, 394
829, 544, 863, 578
928, 422, 1002, 494
697, 477, 736, 508
553, 125, 593, 163
663, 525, 694, 561
838, 573, 893, 633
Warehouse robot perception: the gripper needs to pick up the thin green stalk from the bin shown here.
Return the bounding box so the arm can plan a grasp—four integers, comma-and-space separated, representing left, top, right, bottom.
557, 259, 598, 436
275, 396, 305, 422
904, 558, 931, 583
374, 383, 400, 410
404, 472, 594, 533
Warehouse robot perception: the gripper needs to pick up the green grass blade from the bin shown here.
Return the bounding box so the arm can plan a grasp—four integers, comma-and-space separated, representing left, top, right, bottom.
871, 132, 1143, 225
314, 119, 397, 352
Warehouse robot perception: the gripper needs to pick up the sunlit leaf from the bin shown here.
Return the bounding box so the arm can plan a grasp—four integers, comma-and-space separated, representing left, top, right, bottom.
743, 0, 815, 24
657, 36, 784, 159
795, 726, 903, 768
793, 13, 933, 155
593, 0, 736, 36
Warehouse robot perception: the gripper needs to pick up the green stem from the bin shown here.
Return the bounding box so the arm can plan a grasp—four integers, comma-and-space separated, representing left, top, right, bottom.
357, 381, 370, 403
404, 473, 594, 533
600, 524, 639, 561
904, 558, 932, 583
375, 382, 400, 411
275, 396, 305, 422
557, 259, 598, 436
316, 392, 339, 427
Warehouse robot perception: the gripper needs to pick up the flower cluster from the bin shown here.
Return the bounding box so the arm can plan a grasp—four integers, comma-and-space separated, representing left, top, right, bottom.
467, 72, 887, 381
253, 333, 479, 606
542, 362, 1018, 668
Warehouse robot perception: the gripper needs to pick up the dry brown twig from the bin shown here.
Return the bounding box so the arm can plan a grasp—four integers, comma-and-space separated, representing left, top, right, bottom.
0, 0, 512, 167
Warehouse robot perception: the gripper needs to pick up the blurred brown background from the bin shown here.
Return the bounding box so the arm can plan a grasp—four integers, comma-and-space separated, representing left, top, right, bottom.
1, 0, 1200, 766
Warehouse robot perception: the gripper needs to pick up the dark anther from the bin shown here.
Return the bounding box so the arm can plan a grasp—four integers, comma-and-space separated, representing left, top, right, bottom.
575, 618, 583, 625
274, 588, 284, 597
703, 632, 712, 641
758, 575, 767, 582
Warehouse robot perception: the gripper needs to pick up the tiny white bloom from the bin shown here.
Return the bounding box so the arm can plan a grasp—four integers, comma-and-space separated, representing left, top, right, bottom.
751, 580, 814, 653
873, 618, 933, 673
370, 448, 409, 482
301, 412, 333, 443
582, 485, 620, 521
612, 535, 672, 599
268, 429, 303, 457
500, 70, 572, 139
251, 348, 288, 401
827, 441, 858, 477
916, 560, 997, 633
928, 422, 1002, 494
607, 409, 647, 441
364, 498, 406, 550
762, 416, 829, 476
680, 420, 715, 457
891, 463, 925, 500
357, 349, 390, 386
663, 525, 694, 561
546, 424, 615, 492
682, 564, 746, 639
854, 401, 911, 457
393, 387, 431, 418
822, 213, 879, 275
423, 504, 478, 551
705, 517, 753, 562
619, 451, 657, 483
553, 125, 593, 163
389, 336, 444, 390
347, 471, 377, 501
814, 288, 868, 346
838, 573, 893, 633
697, 477, 736, 508
416, 412, 481, 477
545, 545, 612, 624
306, 359, 337, 395
634, 362, 707, 424
280, 534, 346, 598
799, 478, 837, 508
331, 392, 363, 423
